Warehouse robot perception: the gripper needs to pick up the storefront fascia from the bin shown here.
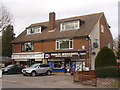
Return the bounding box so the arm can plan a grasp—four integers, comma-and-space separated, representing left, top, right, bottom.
12, 52, 44, 65
44, 50, 88, 73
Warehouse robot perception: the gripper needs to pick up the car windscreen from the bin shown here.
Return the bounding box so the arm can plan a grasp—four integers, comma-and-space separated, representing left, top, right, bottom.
30, 64, 39, 68
6, 65, 14, 68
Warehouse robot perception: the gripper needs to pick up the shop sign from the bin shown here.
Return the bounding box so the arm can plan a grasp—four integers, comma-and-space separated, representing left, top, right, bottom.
45, 53, 80, 58
52, 53, 78, 57
45, 54, 51, 58
12, 53, 44, 59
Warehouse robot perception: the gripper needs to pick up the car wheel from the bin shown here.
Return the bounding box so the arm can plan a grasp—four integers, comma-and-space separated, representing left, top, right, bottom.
31, 71, 36, 77
46, 71, 51, 76
23, 74, 27, 76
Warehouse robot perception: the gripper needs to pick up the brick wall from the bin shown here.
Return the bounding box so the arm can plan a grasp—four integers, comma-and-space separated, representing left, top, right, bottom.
74, 38, 89, 50
100, 15, 113, 49
12, 38, 89, 53
42, 40, 55, 51
12, 44, 22, 53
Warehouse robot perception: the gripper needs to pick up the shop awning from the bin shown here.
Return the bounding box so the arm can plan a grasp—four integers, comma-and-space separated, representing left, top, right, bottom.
12, 52, 44, 59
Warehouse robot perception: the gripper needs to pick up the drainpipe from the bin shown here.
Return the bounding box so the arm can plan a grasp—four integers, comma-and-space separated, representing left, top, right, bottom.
87, 35, 92, 70
41, 40, 44, 63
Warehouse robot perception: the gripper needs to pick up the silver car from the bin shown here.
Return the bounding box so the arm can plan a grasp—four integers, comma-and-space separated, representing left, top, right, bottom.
22, 63, 52, 77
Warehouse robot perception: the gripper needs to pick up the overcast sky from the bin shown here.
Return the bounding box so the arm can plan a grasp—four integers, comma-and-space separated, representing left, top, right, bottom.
1, 0, 119, 38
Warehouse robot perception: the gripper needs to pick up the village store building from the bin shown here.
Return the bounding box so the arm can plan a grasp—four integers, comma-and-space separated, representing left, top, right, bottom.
12, 12, 113, 73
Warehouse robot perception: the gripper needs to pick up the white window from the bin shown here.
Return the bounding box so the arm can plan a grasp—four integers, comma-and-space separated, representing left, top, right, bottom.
101, 24, 104, 33
60, 20, 80, 31
27, 26, 41, 35
22, 42, 34, 51
107, 43, 111, 48
56, 39, 73, 50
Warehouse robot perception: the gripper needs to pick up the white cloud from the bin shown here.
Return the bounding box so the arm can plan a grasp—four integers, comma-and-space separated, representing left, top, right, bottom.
1, 0, 119, 38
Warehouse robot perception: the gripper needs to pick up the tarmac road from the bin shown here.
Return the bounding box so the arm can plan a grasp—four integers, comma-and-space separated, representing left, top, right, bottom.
2, 74, 95, 88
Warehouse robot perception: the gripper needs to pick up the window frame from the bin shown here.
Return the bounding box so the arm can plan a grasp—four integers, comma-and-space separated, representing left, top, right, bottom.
101, 24, 104, 33
56, 39, 73, 50
60, 20, 80, 31
22, 42, 34, 51
107, 43, 111, 48
27, 26, 41, 35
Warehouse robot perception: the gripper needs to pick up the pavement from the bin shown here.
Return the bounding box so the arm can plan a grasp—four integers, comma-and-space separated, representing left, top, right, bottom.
1, 74, 96, 88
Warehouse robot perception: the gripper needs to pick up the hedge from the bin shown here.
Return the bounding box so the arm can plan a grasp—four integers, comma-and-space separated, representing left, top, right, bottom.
95, 66, 120, 78
95, 47, 117, 68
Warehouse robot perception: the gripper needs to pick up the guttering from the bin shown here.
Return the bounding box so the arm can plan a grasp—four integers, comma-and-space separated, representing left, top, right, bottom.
11, 35, 88, 44
44, 50, 87, 54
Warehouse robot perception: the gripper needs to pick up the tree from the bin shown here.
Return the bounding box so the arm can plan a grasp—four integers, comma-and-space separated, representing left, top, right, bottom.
2, 25, 15, 57
0, 2, 12, 32
95, 47, 117, 68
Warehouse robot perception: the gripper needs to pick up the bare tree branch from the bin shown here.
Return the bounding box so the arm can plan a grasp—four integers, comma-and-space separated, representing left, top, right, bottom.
0, 2, 13, 32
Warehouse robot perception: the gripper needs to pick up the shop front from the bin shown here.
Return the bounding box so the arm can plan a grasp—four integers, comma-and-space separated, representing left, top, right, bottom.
44, 50, 88, 73
12, 52, 44, 67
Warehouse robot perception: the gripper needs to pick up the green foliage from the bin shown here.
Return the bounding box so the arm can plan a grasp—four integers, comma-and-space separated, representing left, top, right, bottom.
95, 66, 120, 78
2, 25, 15, 57
95, 47, 117, 68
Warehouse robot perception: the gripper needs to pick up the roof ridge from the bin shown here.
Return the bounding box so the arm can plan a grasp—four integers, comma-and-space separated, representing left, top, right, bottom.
57, 12, 104, 21
29, 12, 104, 27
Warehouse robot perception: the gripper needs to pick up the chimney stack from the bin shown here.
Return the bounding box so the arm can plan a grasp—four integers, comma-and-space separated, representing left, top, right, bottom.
49, 12, 55, 30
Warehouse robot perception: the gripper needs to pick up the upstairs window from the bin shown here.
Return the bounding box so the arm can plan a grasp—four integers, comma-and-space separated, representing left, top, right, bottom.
101, 24, 104, 33
27, 26, 41, 35
22, 42, 34, 51
60, 20, 80, 31
56, 39, 73, 50
107, 43, 111, 48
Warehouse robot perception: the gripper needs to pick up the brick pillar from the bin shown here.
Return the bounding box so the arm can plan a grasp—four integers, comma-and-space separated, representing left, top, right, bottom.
85, 51, 90, 67
12, 59, 16, 64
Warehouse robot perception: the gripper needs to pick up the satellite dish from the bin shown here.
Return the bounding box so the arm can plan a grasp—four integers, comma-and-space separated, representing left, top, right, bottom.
93, 42, 98, 48
92, 52, 96, 55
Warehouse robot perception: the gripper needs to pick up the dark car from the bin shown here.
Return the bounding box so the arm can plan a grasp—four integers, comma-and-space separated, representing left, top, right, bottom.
2, 64, 25, 74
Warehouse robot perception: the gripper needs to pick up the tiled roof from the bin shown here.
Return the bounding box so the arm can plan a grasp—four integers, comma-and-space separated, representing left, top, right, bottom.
12, 12, 103, 43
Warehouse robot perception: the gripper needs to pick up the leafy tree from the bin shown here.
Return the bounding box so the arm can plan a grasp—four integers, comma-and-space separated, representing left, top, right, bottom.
95, 47, 117, 68
2, 25, 15, 57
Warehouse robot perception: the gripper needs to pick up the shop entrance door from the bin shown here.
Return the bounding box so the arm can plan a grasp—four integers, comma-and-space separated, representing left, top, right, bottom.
65, 59, 71, 73
29, 59, 35, 65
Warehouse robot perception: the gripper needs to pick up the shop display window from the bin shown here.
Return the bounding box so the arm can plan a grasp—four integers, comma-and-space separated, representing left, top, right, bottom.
54, 61, 64, 69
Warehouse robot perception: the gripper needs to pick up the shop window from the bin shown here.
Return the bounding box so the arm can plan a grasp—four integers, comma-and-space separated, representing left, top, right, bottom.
22, 42, 34, 51
54, 61, 64, 69
60, 20, 80, 31
56, 39, 73, 50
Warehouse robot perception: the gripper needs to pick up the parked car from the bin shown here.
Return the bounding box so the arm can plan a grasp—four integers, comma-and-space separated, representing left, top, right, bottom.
2, 64, 25, 74
22, 63, 52, 77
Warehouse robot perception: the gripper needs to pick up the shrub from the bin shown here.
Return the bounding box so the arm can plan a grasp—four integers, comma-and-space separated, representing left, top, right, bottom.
95, 66, 120, 78
95, 47, 117, 68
